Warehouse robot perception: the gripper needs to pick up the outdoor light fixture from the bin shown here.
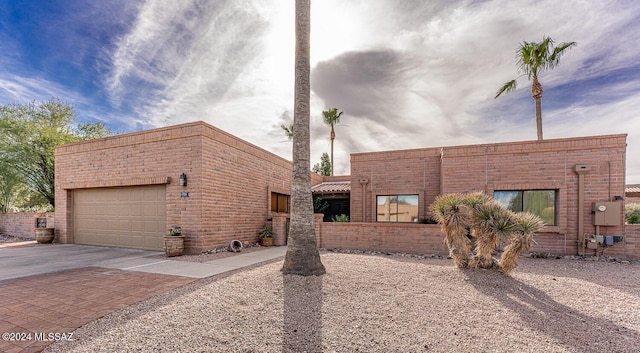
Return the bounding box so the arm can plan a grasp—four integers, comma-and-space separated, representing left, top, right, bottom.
179, 173, 187, 187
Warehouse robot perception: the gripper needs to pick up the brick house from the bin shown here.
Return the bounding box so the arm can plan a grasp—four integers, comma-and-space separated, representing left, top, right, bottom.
53, 121, 636, 258
55, 121, 292, 254
347, 134, 630, 257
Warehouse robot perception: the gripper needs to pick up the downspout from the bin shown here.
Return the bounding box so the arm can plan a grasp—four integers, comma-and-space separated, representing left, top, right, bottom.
575, 165, 591, 255
359, 178, 369, 222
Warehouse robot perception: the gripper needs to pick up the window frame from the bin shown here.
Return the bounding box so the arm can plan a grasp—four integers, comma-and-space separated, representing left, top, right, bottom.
493, 189, 557, 226
376, 194, 419, 223
270, 192, 290, 214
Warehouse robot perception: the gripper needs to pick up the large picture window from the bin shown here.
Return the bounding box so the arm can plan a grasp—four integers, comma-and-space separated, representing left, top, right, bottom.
376, 195, 419, 222
271, 193, 290, 213
494, 190, 557, 225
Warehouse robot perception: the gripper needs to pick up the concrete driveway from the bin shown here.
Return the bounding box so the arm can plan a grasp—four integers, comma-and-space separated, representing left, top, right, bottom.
0, 244, 160, 281
0, 244, 287, 280
0, 243, 286, 353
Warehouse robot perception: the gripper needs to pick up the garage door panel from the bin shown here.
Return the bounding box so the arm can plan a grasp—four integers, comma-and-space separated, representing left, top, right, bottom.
74, 185, 166, 251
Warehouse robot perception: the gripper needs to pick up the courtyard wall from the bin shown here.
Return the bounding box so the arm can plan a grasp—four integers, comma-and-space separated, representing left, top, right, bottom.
0, 212, 55, 239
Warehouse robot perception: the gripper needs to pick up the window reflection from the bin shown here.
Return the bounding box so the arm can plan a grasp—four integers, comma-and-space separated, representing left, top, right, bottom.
377, 195, 419, 222
494, 190, 556, 225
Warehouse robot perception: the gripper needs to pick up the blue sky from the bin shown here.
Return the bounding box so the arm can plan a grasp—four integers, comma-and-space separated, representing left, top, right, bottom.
1, 0, 639, 182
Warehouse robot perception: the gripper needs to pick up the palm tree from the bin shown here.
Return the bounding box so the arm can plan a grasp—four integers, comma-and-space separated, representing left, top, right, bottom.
280, 111, 294, 141
281, 0, 326, 276
281, 120, 294, 141
322, 107, 343, 175
495, 36, 576, 140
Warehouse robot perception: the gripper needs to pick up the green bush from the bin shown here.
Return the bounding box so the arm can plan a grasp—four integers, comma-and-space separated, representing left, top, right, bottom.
332, 214, 349, 222
625, 203, 640, 224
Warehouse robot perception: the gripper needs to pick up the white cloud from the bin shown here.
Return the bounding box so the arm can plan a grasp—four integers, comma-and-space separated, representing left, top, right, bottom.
2, 0, 639, 181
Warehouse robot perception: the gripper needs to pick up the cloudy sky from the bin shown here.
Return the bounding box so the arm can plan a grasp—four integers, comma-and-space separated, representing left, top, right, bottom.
1, 0, 639, 182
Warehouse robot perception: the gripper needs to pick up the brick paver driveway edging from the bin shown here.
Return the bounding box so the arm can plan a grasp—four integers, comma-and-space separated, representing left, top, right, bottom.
0, 244, 197, 353
0, 267, 195, 353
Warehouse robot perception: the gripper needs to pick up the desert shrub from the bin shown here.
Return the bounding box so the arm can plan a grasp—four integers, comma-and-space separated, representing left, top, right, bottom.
332, 214, 349, 222
626, 203, 640, 224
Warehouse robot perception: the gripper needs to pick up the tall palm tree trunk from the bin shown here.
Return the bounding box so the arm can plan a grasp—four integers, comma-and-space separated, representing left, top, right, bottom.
282, 0, 325, 276
531, 77, 544, 140
330, 126, 335, 176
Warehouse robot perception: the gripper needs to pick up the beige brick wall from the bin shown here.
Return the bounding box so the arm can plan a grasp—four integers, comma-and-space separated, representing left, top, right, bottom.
318, 222, 449, 255
350, 134, 629, 257
55, 121, 292, 254
0, 212, 54, 239
624, 225, 640, 259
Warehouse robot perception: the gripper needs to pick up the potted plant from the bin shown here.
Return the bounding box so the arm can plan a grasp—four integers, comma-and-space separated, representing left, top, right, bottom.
35, 217, 54, 244
164, 226, 185, 256
258, 225, 274, 247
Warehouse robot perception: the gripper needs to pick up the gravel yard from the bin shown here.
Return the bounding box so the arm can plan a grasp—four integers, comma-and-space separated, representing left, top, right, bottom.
47, 252, 640, 353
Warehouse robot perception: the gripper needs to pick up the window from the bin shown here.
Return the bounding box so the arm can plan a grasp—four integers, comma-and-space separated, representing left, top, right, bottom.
494, 190, 556, 225
271, 193, 290, 213
377, 195, 419, 222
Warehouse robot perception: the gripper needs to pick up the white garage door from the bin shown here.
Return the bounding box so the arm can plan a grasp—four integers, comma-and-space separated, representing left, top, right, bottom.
74, 185, 166, 250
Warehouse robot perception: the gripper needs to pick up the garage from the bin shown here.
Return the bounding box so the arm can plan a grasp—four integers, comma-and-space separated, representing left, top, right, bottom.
73, 185, 166, 250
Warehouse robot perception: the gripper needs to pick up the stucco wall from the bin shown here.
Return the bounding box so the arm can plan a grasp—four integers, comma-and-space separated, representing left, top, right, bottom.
55, 121, 292, 253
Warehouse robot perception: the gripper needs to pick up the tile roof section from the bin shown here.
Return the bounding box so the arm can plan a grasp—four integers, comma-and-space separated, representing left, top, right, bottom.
311, 181, 351, 194
626, 184, 640, 196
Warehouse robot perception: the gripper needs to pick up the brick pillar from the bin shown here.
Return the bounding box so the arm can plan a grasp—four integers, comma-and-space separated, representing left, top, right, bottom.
314, 213, 324, 248
272, 214, 289, 246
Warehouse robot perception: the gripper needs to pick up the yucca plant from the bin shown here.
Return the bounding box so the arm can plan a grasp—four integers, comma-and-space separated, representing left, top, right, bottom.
461, 191, 492, 210
468, 201, 515, 269
500, 212, 544, 274
430, 193, 471, 268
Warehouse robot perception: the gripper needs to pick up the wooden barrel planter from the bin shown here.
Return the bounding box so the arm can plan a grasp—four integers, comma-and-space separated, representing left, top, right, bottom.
260, 237, 274, 247
164, 235, 185, 256
35, 228, 55, 244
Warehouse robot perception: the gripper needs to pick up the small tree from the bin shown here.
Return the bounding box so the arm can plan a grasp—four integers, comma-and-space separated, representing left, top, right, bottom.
0, 158, 26, 212
313, 197, 329, 214
625, 204, 640, 224
312, 152, 332, 176
0, 99, 113, 207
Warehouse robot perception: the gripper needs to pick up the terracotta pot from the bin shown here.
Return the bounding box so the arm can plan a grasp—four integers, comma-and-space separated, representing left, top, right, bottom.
164, 235, 185, 256
35, 228, 54, 244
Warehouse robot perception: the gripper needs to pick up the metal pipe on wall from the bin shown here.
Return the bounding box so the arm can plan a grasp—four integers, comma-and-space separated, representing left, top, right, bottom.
575, 164, 591, 255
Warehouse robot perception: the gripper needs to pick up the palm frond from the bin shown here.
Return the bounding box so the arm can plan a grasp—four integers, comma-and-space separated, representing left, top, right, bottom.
549, 41, 577, 68
322, 108, 343, 126
495, 80, 518, 98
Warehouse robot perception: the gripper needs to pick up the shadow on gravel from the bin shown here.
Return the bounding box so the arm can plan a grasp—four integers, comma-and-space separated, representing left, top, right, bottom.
463, 269, 640, 352
514, 258, 640, 298
283, 275, 323, 353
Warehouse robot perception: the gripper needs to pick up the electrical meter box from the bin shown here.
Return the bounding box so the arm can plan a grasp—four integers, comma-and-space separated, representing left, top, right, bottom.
593, 202, 621, 226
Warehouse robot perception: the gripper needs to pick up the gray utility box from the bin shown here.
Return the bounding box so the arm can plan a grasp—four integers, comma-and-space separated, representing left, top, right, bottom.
593, 202, 622, 226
